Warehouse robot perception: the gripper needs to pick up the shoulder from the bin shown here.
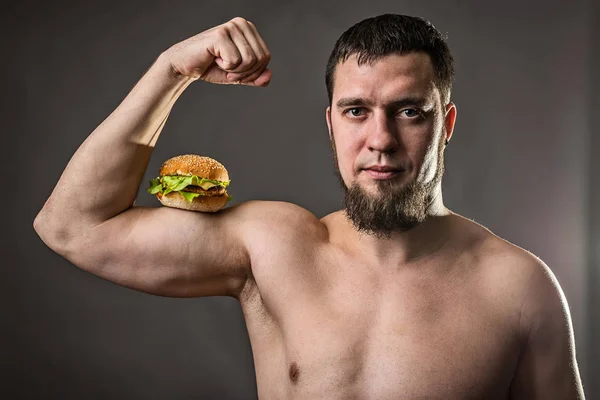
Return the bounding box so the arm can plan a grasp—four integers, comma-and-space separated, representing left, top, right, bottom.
229, 199, 329, 245
474, 220, 558, 299
452, 213, 548, 282
231, 200, 324, 229
454, 214, 566, 334
463, 221, 586, 398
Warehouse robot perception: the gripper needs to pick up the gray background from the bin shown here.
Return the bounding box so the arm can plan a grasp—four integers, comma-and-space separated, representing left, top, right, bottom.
3, 0, 598, 398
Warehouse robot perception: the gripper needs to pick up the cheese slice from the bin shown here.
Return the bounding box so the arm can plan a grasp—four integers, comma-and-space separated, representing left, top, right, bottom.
197, 181, 217, 190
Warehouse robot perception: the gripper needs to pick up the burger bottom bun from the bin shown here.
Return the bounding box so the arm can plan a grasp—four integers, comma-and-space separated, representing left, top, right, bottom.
157, 191, 228, 212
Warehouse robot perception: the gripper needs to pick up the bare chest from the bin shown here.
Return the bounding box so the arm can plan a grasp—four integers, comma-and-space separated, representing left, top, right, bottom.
240, 245, 521, 399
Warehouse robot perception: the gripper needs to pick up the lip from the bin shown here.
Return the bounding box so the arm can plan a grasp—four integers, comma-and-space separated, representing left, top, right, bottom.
364, 165, 403, 172
363, 167, 403, 179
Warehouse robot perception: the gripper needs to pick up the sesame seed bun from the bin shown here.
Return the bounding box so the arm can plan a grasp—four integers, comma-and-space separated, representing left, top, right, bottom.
155, 154, 230, 212
157, 191, 229, 212
159, 154, 229, 181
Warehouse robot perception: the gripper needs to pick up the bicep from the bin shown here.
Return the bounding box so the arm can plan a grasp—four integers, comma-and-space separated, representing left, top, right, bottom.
62, 204, 251, 298
510, 262, 585, 399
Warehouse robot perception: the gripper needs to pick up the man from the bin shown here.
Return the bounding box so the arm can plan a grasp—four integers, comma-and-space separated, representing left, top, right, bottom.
34, 14, 585, 399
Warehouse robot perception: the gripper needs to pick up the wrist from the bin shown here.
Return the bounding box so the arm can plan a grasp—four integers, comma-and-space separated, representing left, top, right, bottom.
155, 50, 197, 84
122, 51, 196, 106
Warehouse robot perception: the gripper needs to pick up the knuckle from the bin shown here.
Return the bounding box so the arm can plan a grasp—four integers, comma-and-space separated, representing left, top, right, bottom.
239, 59, 254, 70
239, 52, 256, 66
215, 27, 229, 39
229, 54, 242, 65
231, 16, 247, 24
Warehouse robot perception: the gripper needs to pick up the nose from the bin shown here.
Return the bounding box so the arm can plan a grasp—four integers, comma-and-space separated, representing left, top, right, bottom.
365, 111, 399, 154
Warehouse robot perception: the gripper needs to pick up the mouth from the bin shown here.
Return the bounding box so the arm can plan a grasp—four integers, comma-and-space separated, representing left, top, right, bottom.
363, 168, 404, 180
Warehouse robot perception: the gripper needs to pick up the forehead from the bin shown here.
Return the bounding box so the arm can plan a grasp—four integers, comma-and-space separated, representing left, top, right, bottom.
332, 52, 437, 103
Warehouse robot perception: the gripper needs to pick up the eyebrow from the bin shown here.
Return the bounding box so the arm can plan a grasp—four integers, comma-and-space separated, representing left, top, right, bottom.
335, 96, 429, 109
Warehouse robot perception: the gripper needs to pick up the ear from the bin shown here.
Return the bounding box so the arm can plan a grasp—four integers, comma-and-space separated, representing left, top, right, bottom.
444, 103, 457, 144
326, 106, 332, 140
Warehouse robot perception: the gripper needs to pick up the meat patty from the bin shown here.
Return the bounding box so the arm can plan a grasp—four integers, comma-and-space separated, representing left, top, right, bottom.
181, 185, 227, 196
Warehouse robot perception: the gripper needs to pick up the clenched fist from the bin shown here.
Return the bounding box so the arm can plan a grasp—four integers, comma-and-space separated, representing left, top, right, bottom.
165, 17, 272, 87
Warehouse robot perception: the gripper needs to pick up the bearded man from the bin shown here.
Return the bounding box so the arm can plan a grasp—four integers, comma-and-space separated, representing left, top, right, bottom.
34, 13, 585, 399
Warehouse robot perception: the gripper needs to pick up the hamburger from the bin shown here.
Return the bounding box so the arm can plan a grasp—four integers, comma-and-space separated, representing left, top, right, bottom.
147, 154, 231, 212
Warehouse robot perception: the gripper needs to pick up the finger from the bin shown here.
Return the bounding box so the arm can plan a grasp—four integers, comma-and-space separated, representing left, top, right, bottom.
234, 20, 271, 81
230, 65, 270, 86
223, 21, 258, 75
246, 20, 271, 65
232, 68, 271, 87
252, 67, 272, 87
231, 18, 270, 70
210, 29, 243, 72
225, 23, 271, 81
226, 64, 265, 82
226, 63, 265, 83
225, 19, 268, 82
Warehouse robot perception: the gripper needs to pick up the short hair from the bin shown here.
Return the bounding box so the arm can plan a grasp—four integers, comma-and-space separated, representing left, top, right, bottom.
325, 14, 455, 106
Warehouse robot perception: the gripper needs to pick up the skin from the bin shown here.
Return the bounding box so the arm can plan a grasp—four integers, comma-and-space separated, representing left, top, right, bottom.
34, 17, 585, 399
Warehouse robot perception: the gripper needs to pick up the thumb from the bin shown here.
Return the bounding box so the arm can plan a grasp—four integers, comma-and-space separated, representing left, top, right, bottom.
214, 56, 240, 71
250, 68, 272, 87
234, 67, 272, 87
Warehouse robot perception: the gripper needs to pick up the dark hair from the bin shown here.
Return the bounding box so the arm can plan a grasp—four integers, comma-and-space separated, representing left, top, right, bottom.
325, 14, 455, 105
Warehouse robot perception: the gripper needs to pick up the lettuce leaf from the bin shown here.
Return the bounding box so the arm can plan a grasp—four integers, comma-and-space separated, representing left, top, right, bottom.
161, 175, 230, 190
179, 191, 201, 202
147, 178, 163, 194
146, 175, 232, 203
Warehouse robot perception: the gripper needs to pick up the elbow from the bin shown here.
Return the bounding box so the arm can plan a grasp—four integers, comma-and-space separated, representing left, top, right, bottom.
33, 211, 75, 254
32, 212, 46, 236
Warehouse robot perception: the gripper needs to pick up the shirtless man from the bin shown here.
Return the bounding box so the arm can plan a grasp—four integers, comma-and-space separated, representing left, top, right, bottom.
33, 14, 585, 399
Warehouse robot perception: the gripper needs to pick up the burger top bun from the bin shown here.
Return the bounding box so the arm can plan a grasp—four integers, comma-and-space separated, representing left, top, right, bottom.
159, 154, 229, 181
157, 191, 229, 213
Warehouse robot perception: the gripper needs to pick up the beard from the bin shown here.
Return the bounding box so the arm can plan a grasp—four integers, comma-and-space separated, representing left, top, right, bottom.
330, 130, 446, 239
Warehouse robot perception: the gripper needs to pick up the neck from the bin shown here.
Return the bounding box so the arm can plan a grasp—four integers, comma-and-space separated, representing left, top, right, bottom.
344, 185, 453, 265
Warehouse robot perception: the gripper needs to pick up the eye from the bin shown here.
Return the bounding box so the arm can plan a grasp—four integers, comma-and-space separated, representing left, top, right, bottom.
400, 108, 421, 118
345, 107, 364, 117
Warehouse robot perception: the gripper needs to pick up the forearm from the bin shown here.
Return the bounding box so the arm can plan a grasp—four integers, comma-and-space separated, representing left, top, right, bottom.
34, 51, 194, 241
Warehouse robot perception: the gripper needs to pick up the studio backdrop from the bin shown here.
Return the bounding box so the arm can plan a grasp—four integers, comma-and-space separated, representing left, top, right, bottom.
3, 0, 598, 398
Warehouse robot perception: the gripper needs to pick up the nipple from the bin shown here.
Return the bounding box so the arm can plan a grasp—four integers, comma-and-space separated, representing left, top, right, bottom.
289, 361, 300, 384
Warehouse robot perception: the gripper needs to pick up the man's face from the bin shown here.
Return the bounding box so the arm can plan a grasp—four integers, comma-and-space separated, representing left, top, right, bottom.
326, 52, 455, 237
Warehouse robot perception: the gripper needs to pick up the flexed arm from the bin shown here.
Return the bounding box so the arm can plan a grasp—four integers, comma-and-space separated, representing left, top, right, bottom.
33, 18, 272, 298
